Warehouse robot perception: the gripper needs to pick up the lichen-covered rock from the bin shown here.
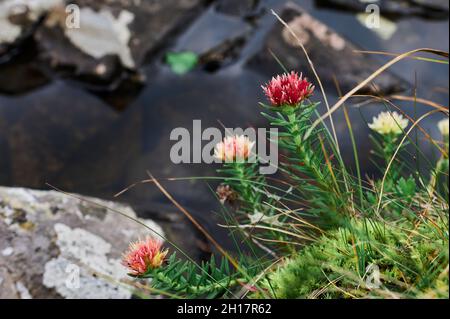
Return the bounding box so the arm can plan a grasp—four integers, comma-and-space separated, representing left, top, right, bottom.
247, 2, 408, 95
0, 0, 207, 105
35, 0, 207, 75
0, 0, 64, 64
0, 0, 64, 55
0, 186, 164, 299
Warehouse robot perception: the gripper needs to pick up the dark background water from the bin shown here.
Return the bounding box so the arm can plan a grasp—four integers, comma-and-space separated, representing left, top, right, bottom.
0, 0, 448, 249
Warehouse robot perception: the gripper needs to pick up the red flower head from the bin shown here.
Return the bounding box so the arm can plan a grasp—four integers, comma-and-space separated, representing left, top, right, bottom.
262, 71, 314, 107
122, 237, 168, 276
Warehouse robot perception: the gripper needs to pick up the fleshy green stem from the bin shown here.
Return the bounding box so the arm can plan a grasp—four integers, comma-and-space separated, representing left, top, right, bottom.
286, 110, 325, 185
151, 270, 239, 296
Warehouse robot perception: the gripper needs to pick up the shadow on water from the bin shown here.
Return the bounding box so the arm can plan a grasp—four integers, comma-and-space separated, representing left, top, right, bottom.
0, 0, 448, 251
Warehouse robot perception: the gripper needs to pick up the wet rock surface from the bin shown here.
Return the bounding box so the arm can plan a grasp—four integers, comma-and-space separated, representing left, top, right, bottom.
316, 0, 449, 20
0, 41, 50, 95
2, 0, 439, 100
172, 7, 251, 72
0, 186, 164, 299
70, 0, 208, 66
35, 0, 207, 72
247, 2, 408, 95
215, 0, 265, 21
0, 0, 208, 107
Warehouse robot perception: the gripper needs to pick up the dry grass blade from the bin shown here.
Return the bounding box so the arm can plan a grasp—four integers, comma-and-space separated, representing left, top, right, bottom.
376, 110, 441, 214
354, 50, 449, 64
220, 224, 316, 242
390, 95, 449, 113
352, 94, 448, 156
351, 94, 449, 113
271, 9, 340, 153
47, 183, 241, 297
46, 183, 165, 239
307, 48, 449, 139
146, 171, 241, 270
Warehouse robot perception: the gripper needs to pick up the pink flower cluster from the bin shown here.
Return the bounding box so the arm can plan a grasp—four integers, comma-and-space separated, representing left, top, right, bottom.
262, 71, 314, 107
214, 135, 255, 162
122, 237, 168, 276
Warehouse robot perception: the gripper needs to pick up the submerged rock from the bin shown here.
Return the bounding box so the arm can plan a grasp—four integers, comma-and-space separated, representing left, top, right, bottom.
0, 0, 207, 107
315, 0, 449, 20
247, 2, 408, 95
0, 186, 164, 299
215, 0, 264, 22
0, 41, 50, 95
172, 8, 251, 73
36, 0, 206, 74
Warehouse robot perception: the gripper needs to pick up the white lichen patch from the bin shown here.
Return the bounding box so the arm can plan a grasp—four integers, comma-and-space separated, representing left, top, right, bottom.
64, 8, 136, 68
1, 247, 14, 257
2, 187, 37, 204
3, 0, 63, 18
43, 223, 131, 299
43, 256, 131, 299
15, 281, 32, 299
0, 0, 63, 44
0, 18, 22, 44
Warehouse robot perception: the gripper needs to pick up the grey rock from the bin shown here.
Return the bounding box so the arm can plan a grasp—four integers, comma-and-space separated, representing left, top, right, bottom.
0, 186, 164, 299
0, 267, 19, 298
247, 2, 408, 95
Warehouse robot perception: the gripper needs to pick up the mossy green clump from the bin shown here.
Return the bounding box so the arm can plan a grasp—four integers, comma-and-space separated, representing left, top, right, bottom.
263, 217, 449, 299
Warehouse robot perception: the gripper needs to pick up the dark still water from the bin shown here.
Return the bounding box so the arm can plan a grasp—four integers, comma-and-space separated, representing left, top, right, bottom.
0, 0, 448, 244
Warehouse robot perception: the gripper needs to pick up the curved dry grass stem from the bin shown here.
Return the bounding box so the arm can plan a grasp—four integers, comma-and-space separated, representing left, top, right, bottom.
375, 110, 441, 215
353, 50, 449, 64
390, 95, 449, 113
270, 9, 340, 152
352, 94, 448, 156
46, 183, 242, 298
46, 183, 166, 239
307, 48, 449, 139
220, 224, 316, 242
351, 94, 448, 113
145, 172, 241, 271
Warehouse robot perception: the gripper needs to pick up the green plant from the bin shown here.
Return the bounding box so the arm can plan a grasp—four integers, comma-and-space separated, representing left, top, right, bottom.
122, 59, 448, 299
260, 213, 448, 299
138, 254, 260, 299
